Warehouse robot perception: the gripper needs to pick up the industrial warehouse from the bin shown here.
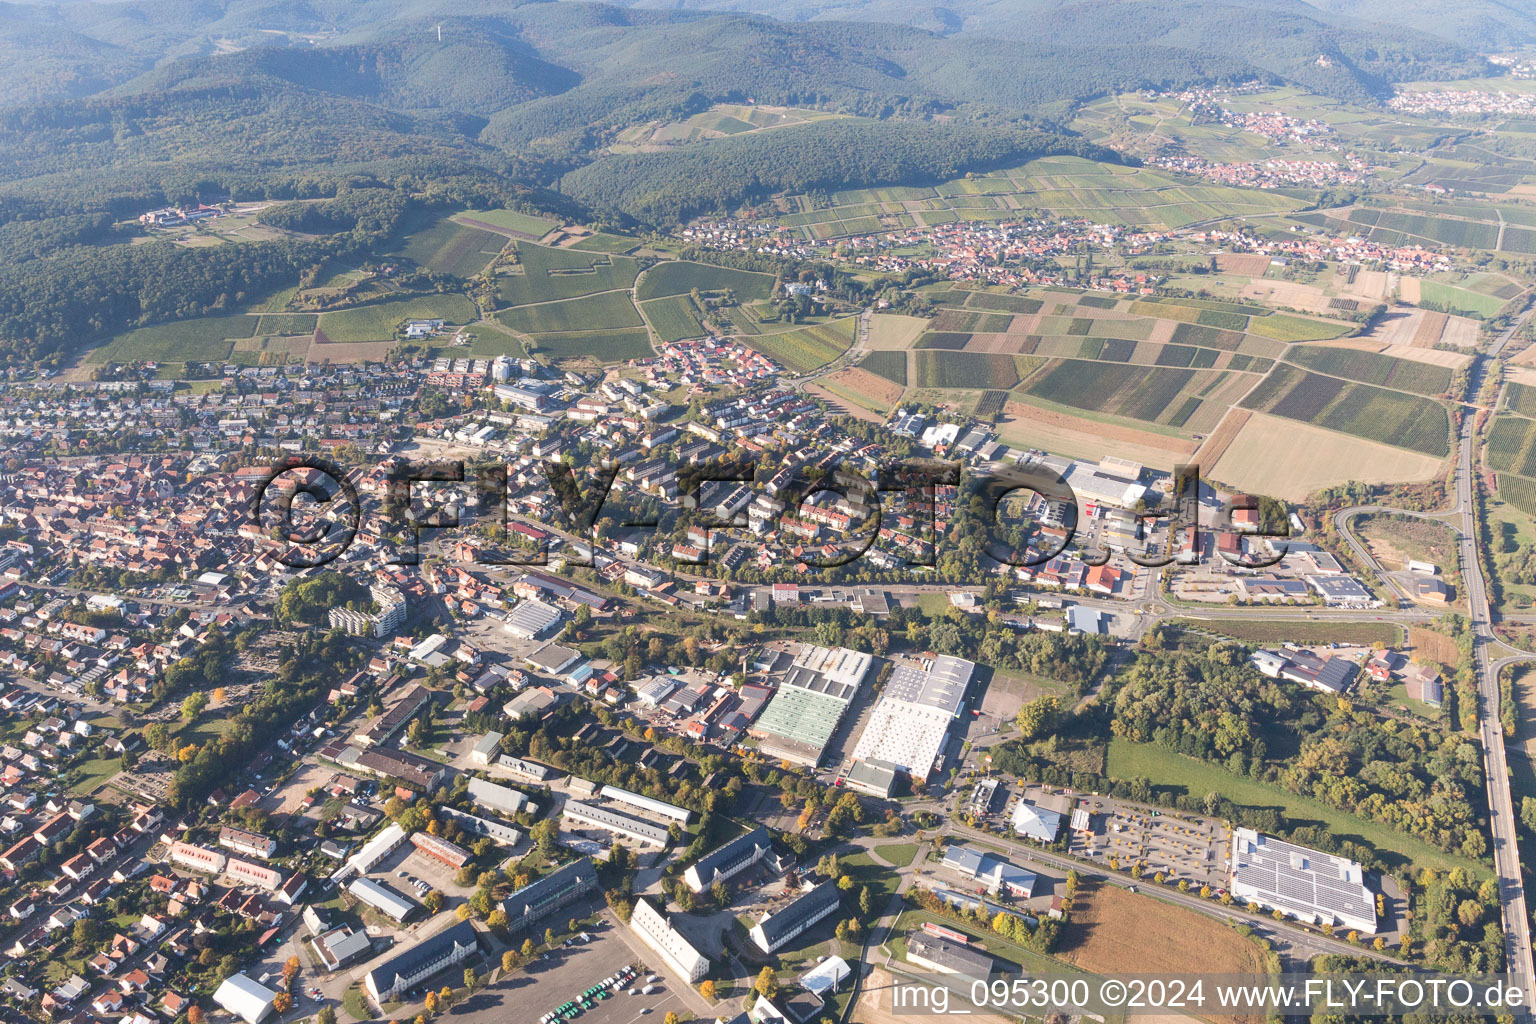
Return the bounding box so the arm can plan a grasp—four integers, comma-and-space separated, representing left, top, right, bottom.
748, 644, 872, 768
845, 654, 976, 796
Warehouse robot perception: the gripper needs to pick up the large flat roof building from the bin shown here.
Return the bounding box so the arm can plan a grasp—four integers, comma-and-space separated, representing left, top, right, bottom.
467, 777, 536, 817
849, 655, 974, 787
1230, 828, 1375, 934
750, 644, 872, 768
213, 975, 277, 1024
598, 786, 692, 824
906, 931, 994, 978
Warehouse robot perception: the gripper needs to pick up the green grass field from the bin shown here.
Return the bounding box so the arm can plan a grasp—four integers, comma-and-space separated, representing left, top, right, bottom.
498, 291, 643, 335
495, 243, 640, 306
570, 232, 640, 253
1105, 739, 1483, 874
1246, 314, 1354, 342
641, 294, 705, 343
392, 214, 506, 277
526, 329, 653, 363
316, 295, 475, 344
457, 208, 559, 238
635, 260, 774, 301
742, 317, 857, 374
1419, 280, 1510, 318
1167, 618, 1403, 646
95, 313, 259, 363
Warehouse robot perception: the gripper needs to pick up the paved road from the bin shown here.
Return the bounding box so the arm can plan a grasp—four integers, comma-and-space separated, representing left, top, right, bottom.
1423, 304, 1535, 1004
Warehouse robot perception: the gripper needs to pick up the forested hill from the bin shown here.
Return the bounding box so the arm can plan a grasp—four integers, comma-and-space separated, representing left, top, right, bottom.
593, 0, 1536, 54
112, 31, 582, 116
559, 121, 1125, 225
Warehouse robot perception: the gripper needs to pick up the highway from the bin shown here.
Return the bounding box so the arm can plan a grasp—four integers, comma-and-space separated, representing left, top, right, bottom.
1438, 304, 1533, 1003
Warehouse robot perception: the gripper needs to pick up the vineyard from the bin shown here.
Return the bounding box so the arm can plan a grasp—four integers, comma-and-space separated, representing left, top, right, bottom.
744, 317, 857, 373
915, 351, 1023, 388
1487, 416, 1536, 477
861, 350, 908, 386
1243, 365, 1450, 456
641, 295, 705, 343
1499, 473, 1536, 518
965, 292, 1043, 314
1286, 345, 1452, 396
1508, 383, 1536, 418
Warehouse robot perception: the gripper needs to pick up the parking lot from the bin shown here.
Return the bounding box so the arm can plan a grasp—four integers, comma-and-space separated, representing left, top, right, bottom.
455, 917, 686, 1024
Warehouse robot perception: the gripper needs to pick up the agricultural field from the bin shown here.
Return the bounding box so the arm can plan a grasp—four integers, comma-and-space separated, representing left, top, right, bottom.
1420, 278, 1517, 318
315, 294, 475, 344
640, 295, 705, 343
525, 329, 652, 363
569, 232, 640, 253
93, 313, 259, 364
1245, 313, 1354, 342
860, 350, 907, 386
913, 351, 1027, 388
1284, 344, 1453, 395
774, 155, 1306, 240
1058, 882, 1270, 981
635, 261, 774, 301
1210, 411, 1447, 499
255, 313, 317, 335
865, 314, 928, 350
494, 243, 640, 306
741, 317, 857, 374
1239, 364, 1450, 456
810, 368, 903, 419
1508, 383, 1536, 418
497, 290, 644, 335
390, 213, 506, 277
453, 208, 559, 238
1486, 414, 1536, 478
612, 103, 850, 151
1018, 359, 1223, 429
997, 398, 1199, 468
